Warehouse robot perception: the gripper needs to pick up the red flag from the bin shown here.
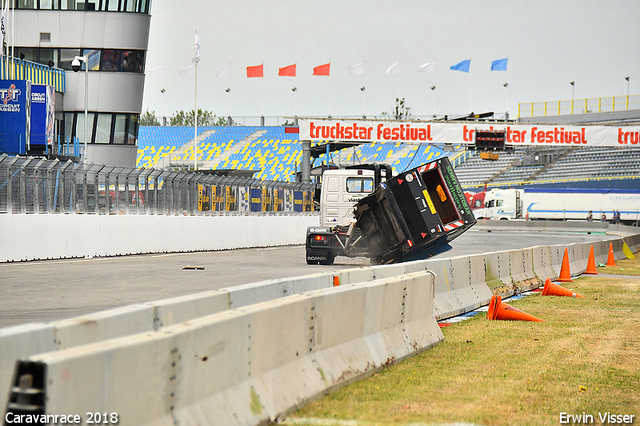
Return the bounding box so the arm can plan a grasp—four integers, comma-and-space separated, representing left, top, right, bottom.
278, 64, 296, 77
247, 64, 263, 78
313, 63, 330, 76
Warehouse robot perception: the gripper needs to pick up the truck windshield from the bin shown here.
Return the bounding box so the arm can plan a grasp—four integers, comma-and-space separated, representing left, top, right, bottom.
346, 177, 373, 193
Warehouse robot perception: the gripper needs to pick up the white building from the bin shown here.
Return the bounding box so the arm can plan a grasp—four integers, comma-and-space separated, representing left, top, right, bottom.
13, 0, 151, 167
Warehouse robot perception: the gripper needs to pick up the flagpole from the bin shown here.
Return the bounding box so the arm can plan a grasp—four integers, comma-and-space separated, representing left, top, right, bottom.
329, 62, 332, 117
2, 0, 7, 79
192, 31, 199, 171
194, 61, 198, 170
469, 58, 473, 113
505, 56, 510, 119
10, 0, 13, 79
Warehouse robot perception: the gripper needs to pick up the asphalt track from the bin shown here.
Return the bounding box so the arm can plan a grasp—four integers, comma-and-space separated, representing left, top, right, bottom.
0, 229, 614, 328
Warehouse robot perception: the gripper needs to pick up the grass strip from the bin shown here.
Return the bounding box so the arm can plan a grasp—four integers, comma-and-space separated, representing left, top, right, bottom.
292, 257, 640, 426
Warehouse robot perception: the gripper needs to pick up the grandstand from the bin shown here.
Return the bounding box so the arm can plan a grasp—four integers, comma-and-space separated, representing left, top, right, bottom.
138, 125, 640, 187
137, 126, 461, 181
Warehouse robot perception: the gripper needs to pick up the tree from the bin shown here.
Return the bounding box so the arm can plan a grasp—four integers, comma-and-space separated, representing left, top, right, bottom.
140, 109, 160, 126
169, 109, 221, 127
382, 98, 412, 120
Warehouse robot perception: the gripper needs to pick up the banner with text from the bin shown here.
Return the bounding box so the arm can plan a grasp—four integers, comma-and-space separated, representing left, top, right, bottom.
299, 120, 640, 147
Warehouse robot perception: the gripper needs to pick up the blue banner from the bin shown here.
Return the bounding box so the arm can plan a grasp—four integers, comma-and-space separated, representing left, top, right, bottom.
293, 191, 303, 213
30, 85, 55, 147
250, 188, 262, 212
0, 80, 31, 155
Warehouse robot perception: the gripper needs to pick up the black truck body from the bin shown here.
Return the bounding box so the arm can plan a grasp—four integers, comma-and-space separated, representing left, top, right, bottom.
306, 156, 475, 265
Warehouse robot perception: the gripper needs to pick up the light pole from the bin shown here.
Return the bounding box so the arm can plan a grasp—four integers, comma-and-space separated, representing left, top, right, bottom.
292, 87, 298, 117
72, 55, 89, 164
226, 88, 231, 125
625, 76, 630, 97
431, 85, 436, 118
160, 88, 166, 126
570, 81, 575, 114
504, 82, 509, 120
360, 86, 366, 118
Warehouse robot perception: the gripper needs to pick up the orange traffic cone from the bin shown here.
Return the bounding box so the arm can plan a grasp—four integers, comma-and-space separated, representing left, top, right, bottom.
542, 277, 584, 298
585, 245, 598, 275
486, 295, 544, 322
557, 248, 573, 282
606, 243, 616, 267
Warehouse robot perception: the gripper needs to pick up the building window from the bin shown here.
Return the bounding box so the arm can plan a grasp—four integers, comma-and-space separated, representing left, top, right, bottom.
82, 49, 102, 71
94, 113, 112, 144
14, 0, 148, 12
59, 48, 82, 70
64, 112, 139, 145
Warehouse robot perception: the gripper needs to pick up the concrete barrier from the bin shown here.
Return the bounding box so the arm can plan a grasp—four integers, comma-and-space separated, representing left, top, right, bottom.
483, 250, 512, 292
431, 255, 492, 320
0, 214, 319, 263
3, 223, 640, 421
474, 219, 611, 234
531, 245, 555, 280
6, 271, 441, 426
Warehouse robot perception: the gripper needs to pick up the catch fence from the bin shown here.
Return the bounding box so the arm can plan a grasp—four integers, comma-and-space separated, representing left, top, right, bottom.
0, 155, 315, 215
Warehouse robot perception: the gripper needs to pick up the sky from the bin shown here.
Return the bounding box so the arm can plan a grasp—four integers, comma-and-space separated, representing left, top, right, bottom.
141, 0, 640, 122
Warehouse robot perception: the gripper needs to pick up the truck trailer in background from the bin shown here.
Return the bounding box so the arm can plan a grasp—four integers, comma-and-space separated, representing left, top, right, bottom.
477, 187, 640, 223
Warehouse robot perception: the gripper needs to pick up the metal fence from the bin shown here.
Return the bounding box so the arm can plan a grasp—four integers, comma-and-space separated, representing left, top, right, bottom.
518, 94, 640, 118
0, 155, 316, 215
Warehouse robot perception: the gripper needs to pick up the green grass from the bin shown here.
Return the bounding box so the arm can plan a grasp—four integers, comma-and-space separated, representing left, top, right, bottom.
290, 256, 640, 426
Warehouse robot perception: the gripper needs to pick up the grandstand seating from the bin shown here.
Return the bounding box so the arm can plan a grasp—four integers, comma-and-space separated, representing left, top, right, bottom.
311, 142, 452, 176
534, 147, 640, 181
138, 126, 456, 180
452, 150, 525, 187
137, 126, 640, 186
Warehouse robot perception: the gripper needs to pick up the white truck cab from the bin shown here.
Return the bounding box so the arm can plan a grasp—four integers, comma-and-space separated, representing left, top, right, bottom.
319, 169, 375, 227
482, 188, 523, 220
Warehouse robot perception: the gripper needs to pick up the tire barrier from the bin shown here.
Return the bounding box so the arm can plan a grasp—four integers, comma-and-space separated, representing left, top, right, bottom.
2, 224, 640, 423
4, 271, 442, 426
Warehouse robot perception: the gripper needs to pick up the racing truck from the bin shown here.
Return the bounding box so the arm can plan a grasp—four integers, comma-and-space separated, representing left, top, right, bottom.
306, 156, 476, 265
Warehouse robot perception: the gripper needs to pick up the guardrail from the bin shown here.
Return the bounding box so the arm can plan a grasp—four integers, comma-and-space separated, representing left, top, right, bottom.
518, 94, 640, 117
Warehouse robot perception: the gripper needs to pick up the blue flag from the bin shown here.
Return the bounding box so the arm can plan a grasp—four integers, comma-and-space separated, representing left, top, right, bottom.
491, 58, 508, 71
450, 59, 471, 73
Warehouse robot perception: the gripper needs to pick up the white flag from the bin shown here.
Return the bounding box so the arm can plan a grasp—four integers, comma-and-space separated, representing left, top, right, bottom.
215, 63, 229, 78
179, 64, 195, 78
192, 33, 200, 63
385, 61, 400, 76
347, 62, 365, 76
418, 61, 435, 75
0, 0, 8, 58
146, 64, 166, 80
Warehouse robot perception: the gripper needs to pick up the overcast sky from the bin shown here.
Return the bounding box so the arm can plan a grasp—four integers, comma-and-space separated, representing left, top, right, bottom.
141, 0, 639, 121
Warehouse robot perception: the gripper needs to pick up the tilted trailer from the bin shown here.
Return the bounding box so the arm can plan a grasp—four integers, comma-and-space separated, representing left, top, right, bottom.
306, 157, 476, 265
